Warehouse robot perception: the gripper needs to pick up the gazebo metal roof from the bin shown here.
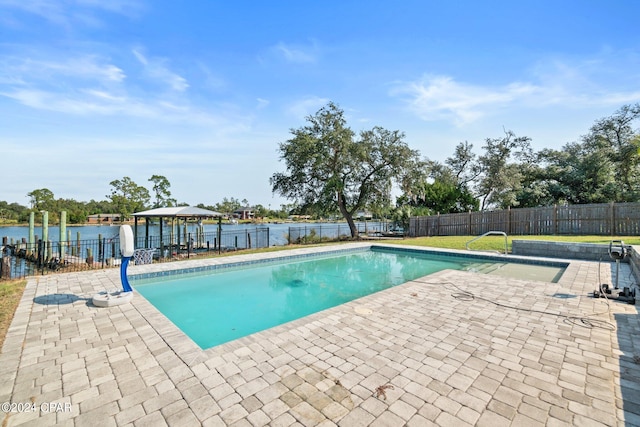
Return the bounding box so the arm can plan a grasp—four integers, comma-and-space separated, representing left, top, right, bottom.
132, 206, 223, 218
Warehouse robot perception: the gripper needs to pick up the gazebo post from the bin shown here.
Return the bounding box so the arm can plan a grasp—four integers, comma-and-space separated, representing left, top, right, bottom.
159, 217, 164, 258
177, 218, 181, 255
134, 217, 138, 248
145, 217, 149, 249
217, 216, 222, 254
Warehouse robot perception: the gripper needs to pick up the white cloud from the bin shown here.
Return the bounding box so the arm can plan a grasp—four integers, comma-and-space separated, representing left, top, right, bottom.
82, 88, 126, 102
256, 98, 270, 109
392, 55, 640, 127
1, 54, 126, 84
3, 88, 147, 116
0, 55, 223, 126
391, 75, 543, 125
0, 0, 145, 27
75, 0, 145, 16
272, 41, 318, 64
132, 48, 189, 92
197, 63, 227, 91
287, 96, 330, 119
0, 53, 132, 115
0, 0, 68, 25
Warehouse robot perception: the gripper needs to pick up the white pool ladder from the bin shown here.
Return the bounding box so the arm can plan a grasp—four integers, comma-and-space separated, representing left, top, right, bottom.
465, 231, 508, 255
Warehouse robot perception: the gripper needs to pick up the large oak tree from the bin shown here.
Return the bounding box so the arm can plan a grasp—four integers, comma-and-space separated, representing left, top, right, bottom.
271, 102, 419, 238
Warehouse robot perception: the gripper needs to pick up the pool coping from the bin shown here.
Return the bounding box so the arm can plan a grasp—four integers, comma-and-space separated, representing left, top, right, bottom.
129, 242, 570, 282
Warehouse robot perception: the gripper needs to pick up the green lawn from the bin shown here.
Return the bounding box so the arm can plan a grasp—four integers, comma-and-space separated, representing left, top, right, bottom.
380, 235, 640, 253
212, 233, 640, 254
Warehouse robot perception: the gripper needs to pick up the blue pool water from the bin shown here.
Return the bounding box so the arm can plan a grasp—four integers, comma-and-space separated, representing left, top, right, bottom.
133, 248, 564, 349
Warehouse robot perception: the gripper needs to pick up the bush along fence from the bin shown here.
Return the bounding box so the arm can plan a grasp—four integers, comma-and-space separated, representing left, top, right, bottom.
409, 202, 640, 237
0, 227, 270, 279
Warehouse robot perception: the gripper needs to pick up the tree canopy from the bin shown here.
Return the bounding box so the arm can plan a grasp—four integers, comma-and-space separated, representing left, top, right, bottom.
399, 103, 640, 213
107, 177, 151, 219
149, 175, 175, 208
271, 102, 420, 237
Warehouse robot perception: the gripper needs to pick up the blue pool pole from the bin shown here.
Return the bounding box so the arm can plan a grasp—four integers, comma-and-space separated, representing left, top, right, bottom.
120, 257, 132, 292
119, 225, 135, 293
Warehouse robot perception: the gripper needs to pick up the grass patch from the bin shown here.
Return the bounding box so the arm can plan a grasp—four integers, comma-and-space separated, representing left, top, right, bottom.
379, 235, 640, 253
0, 279, 26, 349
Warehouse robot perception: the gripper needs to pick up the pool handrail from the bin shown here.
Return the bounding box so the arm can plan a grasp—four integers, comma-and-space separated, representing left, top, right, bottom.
466, 231, 508, 255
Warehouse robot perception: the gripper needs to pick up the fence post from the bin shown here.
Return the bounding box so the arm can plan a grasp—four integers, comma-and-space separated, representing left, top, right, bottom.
28, 212, 34, 256
1, 240, 11, 279
1, 254, 10, 280
37, 239, 43, 273
610, 201, 615, 236
217, 217, 222, 254
60, 211, 66, 261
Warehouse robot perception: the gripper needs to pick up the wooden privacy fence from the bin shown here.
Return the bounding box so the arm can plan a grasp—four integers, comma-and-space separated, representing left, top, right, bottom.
409, 202, 640, 237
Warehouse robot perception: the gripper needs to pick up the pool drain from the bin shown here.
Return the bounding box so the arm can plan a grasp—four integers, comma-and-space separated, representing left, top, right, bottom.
288, 279, 306, 287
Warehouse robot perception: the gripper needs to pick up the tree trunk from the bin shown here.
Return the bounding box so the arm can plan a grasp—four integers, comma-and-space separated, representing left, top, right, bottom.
337, 192, 359, 238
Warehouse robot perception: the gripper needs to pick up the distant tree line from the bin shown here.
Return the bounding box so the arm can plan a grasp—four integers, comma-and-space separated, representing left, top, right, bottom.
399, 103, 640, 216
0, 174, 292, 225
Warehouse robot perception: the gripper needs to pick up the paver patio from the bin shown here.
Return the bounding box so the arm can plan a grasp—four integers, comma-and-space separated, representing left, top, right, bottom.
1, 243, 639, 426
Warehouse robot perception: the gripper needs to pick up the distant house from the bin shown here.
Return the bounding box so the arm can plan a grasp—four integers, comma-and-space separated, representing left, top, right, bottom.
233, 206, 254, 220
87, 213, 123, 224
356, 211, 373, 220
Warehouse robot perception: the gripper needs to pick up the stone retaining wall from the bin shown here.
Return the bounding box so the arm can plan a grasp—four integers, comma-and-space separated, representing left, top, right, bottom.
629, 245, 640, 285
512, 240, 631, 262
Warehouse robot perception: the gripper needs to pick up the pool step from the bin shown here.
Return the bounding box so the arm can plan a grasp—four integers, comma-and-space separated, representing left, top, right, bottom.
464, 262, 507, 274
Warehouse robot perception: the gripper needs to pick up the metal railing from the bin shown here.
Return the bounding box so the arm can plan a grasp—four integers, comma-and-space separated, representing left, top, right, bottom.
0, 227, 270, 279
465, 231, 508, 254
287, 222, 401, 245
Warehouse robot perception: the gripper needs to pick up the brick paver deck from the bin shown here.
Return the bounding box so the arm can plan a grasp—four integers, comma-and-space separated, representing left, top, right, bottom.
1, 243, 638, 426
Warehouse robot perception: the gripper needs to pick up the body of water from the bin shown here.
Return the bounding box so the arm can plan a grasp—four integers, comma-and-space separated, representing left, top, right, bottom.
0, 221, 391, 247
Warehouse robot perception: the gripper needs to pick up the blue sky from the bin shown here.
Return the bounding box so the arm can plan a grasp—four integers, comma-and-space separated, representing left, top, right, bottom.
2, 1, 639, 209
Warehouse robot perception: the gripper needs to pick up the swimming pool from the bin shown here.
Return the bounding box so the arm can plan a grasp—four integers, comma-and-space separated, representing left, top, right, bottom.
132, 246, 567, 349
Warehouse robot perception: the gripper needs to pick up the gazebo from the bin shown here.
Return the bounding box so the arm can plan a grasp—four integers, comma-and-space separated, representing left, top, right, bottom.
132, 206, 223, 258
